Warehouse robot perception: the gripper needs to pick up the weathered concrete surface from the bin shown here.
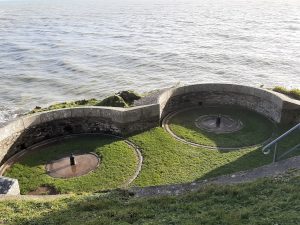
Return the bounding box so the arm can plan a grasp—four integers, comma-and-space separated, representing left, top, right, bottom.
158, 84, 286, 122
0, 176, 20, 195
132, 155, 300, 197
281, 100, 300, 124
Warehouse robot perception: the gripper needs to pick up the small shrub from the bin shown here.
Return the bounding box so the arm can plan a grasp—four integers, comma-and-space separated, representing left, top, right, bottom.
118, 90, 141, 105
98, 95, 128, 107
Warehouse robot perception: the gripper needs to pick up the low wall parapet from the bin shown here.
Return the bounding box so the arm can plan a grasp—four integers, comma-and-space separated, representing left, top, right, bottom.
0, 104, 160, 165
0, 83, 299, 175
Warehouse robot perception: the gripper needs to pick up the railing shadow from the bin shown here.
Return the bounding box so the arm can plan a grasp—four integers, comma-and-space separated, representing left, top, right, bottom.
198, 124, 300, 181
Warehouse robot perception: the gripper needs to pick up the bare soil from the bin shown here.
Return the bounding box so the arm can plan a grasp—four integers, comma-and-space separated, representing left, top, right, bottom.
28, 185, 59, 195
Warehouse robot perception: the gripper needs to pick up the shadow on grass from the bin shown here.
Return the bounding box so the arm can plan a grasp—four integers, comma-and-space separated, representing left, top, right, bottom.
199, 127, 300, 181
6, 172, 300, 225
199, 148, 273, 181
8, 191, 146, 225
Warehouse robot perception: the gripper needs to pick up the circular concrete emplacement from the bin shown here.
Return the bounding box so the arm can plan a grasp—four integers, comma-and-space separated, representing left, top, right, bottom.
195, 114, 243, 134
46, 153, 100, 179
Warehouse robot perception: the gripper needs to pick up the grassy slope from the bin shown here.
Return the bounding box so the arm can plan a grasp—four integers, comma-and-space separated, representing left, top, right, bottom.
130, 128, 274, 187
168, 107, 275, 148
4, 126, 299, 193
130, 125, 299, 186
4, 136, 138, 194
276, 126, 300, 160
0, 170, 299, 225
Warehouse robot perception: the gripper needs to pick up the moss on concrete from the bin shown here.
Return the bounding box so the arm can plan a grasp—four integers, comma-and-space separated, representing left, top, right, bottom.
273, 86, 300, 100
29, 90, 142, 114
30, 98, 100, 114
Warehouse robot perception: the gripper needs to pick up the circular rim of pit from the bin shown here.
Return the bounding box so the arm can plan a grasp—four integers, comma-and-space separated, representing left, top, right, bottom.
162, 106, 275, 151
0, 133, 143, 191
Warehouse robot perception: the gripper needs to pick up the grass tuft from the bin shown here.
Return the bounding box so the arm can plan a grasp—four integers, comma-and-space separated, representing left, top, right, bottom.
273, 86, 300, 100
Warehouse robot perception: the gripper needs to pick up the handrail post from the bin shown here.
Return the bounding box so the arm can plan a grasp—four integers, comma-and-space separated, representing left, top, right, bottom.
262, 123, 300, 161
273, 143, 278, 162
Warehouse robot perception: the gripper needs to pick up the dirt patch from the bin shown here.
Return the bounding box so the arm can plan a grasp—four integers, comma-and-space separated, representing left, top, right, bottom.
28, 185, 59, 195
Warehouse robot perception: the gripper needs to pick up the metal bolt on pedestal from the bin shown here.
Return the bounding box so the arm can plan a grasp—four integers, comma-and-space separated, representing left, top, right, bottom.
70, 154, 76, 166
216, 115, 221, 128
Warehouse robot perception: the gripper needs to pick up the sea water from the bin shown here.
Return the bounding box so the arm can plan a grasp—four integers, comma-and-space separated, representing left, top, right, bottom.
0, 0, 299, 124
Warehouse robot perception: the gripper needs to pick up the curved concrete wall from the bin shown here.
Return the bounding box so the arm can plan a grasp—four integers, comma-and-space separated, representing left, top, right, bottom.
0, 104, 159, 165
158, 83, 300, 123
0, 83, 299, 166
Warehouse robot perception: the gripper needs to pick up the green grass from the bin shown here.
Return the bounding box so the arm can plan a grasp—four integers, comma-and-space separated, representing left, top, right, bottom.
5, 125, 299, 194
276, 125, 300, 160
4, 136, 139, 194
29, 98, 101, 114
168, 106, 275, 148
0, 170, 299, 225
129, 127, 274, 187
29, 90, 141, 114
273, 86, 300, 100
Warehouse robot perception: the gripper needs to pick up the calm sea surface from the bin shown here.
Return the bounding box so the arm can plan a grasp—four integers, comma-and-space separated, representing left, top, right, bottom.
0, 0, 299, 124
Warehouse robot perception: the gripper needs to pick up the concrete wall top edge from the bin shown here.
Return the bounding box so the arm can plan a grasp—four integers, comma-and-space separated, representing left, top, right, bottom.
156, 83, 300, 123
157, 83, 299, 106
0, 104, 161, 142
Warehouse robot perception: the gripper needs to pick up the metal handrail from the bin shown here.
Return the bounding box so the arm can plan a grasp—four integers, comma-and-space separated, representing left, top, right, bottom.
262, 123, 300, 162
